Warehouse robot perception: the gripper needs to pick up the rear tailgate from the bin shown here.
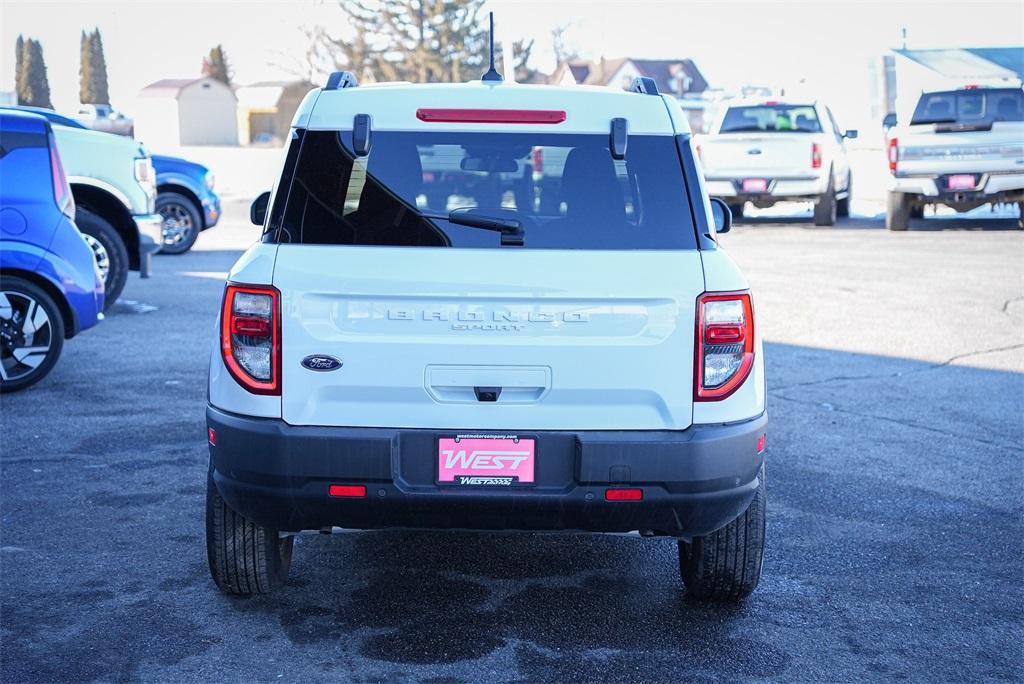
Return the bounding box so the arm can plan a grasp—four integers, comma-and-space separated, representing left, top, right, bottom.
701, 133, 820, 177
275, 247, 704, 431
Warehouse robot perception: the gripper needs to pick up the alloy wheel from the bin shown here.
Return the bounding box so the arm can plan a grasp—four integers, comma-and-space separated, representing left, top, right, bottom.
83, 233, 111, 284
160, 202, 196, 247
0, 290, 54, 382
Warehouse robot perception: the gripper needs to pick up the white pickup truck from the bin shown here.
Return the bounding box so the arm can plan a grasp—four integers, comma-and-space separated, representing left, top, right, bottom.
885, 86, 1024, 230
697, 99, 857, 226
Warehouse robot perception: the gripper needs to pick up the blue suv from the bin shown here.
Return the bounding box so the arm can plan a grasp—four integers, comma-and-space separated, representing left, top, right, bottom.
151, 154, 221, 254
0, 111, 104, 392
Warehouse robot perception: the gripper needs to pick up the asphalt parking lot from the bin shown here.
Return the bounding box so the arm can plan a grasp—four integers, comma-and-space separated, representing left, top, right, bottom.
2, 202, 1022, 682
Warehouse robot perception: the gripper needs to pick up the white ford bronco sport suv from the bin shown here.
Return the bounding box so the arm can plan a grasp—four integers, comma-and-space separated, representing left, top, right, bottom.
205, 71, 768, 601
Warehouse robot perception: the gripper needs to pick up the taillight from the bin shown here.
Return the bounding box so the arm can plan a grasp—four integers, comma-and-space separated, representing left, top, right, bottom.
694, 142, 703, 161
49, 133, 74, 219
531, 147, 543, 172
887, 137, 899, 174
695, 292, 755, 401
811, 143, 822, 169
220, 283, 280, 395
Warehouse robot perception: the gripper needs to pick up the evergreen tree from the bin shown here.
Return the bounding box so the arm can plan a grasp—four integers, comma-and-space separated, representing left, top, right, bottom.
15, 34, 24, 100
90, 29, 110, 104
18, 39, 52, 108
202, 45, 232, 86
79, 29, 110, 104
79, 31, 92, 104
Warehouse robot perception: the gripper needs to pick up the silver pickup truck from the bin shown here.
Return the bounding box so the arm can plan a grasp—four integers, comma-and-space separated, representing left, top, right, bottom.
885, 86, 1024, 230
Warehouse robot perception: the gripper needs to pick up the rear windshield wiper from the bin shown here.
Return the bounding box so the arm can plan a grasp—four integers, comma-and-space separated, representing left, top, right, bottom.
421, 208, 525, 246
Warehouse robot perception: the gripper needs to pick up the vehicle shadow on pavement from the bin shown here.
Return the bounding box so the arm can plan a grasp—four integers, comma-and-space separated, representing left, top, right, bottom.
207, 342, 1022, 680
1, 310, 1022, 681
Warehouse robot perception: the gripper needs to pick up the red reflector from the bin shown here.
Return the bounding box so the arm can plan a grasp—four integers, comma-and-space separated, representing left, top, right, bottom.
416, 108, 566, 124
208, 427, 216, 446
605, 488, 643, 501
764, 100, 779, 106
329, 484, 366, 498
231, 315, 271, 337
757, 434, 766, 453
706, 324, 745, 344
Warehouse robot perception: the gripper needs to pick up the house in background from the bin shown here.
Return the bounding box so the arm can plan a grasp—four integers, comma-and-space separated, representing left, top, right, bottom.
235, 81, 316, 145
875, 47, 1024, 121
548, 57, 709, 129
134, 77, 238, 148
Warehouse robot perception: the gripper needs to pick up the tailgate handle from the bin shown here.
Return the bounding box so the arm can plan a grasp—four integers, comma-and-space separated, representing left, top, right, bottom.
473, 386, 501, 402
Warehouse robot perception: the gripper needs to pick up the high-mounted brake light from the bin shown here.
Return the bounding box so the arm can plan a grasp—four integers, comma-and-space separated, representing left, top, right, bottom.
963, 84, 979, 90
220, 283, 280, 395
416, 108, 566, 124
887, 137, 899, 174
49, 133, 74, 219
811, 143, 822, 169
695, 292, 755, 401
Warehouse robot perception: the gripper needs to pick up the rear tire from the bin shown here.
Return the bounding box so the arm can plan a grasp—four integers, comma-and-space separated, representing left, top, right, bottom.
76, 208, 129, 309
813, 177, 836, 226
886, 191, 912, 231
678, 465, 766, 601
727, 202, 745, 220
0, 276, 65, 393
206, 470, 293, 595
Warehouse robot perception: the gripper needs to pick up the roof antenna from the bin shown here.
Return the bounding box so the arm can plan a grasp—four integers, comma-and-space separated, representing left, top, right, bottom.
481, 12, 503, 82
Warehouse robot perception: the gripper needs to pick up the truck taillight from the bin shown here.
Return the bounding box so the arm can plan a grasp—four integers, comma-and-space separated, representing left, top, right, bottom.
695, 292, 755, 401
49, 133, 74, 219
220, 284, 280, 395
811, 143, 822, 169
888, 137, 899, 174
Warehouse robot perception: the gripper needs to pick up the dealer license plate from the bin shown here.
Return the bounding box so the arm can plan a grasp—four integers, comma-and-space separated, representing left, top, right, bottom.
437, 435, 535, 486
742, 178, 768, 193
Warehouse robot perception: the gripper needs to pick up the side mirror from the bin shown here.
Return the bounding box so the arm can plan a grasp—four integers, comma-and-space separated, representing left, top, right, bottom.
882, 113, 897, 129
709, 197, 732, 235
844, 129, 858, 139
250, 191, 271, 226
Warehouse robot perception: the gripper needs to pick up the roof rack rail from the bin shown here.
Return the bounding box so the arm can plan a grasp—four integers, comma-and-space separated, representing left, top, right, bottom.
631, 77, 659, 96
325, 71, 359, 91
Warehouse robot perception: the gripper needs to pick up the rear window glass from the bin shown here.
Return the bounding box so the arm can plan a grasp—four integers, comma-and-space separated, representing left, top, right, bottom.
719, 105, 821, 133
911, 88, 1024, 125
273, 130, 697, 249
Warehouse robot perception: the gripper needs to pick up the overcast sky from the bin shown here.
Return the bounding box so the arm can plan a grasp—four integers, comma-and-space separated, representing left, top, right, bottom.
2, 0, 1022, 125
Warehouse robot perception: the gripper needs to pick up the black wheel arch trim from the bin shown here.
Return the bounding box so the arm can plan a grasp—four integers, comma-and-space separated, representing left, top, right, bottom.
71, 184, 141, 271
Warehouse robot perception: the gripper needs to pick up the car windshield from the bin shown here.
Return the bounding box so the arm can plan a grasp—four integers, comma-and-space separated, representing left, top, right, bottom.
274, 129, 697, 249
719, 105, 822, 133
911, 88, 1024, 125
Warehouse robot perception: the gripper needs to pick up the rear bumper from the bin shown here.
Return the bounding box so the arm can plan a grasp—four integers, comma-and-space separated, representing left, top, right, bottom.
207, 406, 767, 537
889, 172, 1024, 199
705, 175, 827, 202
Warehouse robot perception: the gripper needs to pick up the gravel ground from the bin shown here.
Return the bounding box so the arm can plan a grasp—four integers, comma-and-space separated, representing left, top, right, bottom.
2, 202, 1022, 682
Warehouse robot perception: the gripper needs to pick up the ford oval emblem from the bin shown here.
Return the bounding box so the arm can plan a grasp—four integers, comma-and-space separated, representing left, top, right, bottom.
301, 355, 343, 372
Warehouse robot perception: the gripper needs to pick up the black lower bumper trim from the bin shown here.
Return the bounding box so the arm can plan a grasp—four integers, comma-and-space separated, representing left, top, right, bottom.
207, 406, 767, 537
